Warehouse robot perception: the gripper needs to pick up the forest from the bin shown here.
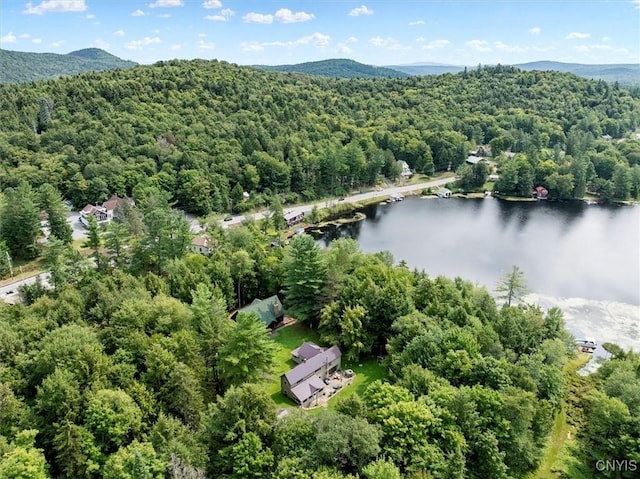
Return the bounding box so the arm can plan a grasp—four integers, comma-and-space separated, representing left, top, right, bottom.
0, 60, 640, 220
0, 195, 637, 478
0, 59, 639, 478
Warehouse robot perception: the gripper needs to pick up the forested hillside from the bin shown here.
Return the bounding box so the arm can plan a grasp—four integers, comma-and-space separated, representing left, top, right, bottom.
254, 58, 409, 78
1, 60, 639, 217
0, 57, 639, 478
0, 48, 137, 84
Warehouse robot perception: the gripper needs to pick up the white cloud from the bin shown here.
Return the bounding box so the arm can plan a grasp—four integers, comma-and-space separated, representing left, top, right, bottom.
92, 38, 110, 50
131, 9, 144, 16
243, 12, 273, 24
83, 13, 95, 19
465, 39, 491, 52
202, 0, 222, 8
198, 33, 207, 38
196, 40, 215, 51
349, 5, 373, 17
125, 36, 161, 50
337, 43, 352, 54
32, 38, 42, 44
574, 44, 628, 53
347, 36, 358, 43
170, 44, 182, 51
113, 30, 126, 36
205, 8, 234, 21
409, 20, 425, 26
149, 0, 183, 8
49, 40, 66, 48
241, 41, 264, 52
19, 33, 31, 39
157, 13, 171, 18
566, 32, 590, 39
602, 36, 611, 41
493, 41, 525, 53
24, 0, 86, 14
415, 37, 425, 43
274, 8, 314, 23
241, 32, 331, 52
0, 32, 17, 44
423, 39, 450, 50
528, 27, 541, 35
243, 9, 313, 24
634, 0, 640, 9
369, 36, 410, 51
151, 29, 160, 34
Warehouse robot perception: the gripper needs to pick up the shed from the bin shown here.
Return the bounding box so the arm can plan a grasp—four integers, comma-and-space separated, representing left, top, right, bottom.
437, 187, 452, 198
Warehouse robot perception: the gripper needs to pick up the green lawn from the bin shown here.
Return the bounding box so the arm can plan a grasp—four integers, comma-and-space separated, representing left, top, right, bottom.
266, 322, 321, 408
326, 358, 387, 412
265, 323, 388, 411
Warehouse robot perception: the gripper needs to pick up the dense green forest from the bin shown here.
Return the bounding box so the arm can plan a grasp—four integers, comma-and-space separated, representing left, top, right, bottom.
0, 48, 137, 84
1, 198, 637, 477
1, 60, 640, 219
0, 59, 638, 477
254, 59, 410, 78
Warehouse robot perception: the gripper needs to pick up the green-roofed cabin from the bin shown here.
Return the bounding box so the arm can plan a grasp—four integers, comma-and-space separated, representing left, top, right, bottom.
232, 295, 285, 329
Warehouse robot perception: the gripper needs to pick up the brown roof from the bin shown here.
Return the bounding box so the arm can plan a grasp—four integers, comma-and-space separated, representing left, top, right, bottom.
102, 195, 126, 213
192, 236, 209, 247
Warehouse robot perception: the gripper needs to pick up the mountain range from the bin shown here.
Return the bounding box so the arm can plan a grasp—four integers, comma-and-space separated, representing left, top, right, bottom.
1, 49, 638, 85
0, 48, 137, 84
257, 59, 639, 85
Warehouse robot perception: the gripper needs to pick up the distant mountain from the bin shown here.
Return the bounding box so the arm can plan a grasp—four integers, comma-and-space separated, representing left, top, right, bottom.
513, 61, 640, 85
0, 48, 137, 84
389, 60, 639, 85
253, 59, 409, 79
387, 63, 464, 76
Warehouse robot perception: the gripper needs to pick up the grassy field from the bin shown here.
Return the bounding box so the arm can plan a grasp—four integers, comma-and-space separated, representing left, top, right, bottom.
265, 322, 388, 411
529, 353, 592, 479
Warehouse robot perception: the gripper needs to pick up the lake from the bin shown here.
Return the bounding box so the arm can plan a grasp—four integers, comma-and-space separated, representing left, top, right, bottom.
314, 196, 640, 353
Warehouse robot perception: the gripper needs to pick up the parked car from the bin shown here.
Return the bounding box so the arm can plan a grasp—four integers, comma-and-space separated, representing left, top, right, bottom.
223, 216, 233, 222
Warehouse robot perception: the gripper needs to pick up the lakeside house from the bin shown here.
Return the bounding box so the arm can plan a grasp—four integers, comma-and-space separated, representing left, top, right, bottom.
80, 194, 130, 226
533, 186, 549, 199
232, 295, 285, 329
284, 211, 305, 228
437, 187, 452, 198
281, 344, 342, 407
397, 160, 413, 177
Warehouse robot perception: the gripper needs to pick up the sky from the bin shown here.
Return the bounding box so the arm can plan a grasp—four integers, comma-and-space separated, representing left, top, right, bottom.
1, 0, 639, 66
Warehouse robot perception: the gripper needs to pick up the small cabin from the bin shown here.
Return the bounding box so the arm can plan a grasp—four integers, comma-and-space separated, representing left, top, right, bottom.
437, 187, 452, 198
232, 295, 284, 329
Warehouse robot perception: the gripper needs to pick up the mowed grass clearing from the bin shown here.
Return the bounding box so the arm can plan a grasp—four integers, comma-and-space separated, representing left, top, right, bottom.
265, 322, 387, 411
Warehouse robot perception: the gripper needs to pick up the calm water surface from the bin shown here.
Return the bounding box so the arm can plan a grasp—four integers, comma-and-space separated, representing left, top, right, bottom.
315, 197, 640, 351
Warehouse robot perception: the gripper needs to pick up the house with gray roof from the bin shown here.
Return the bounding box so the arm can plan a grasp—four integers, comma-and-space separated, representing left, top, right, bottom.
291, 341, 325, 364
281, 345, 341, 407
232, 295, 284, 328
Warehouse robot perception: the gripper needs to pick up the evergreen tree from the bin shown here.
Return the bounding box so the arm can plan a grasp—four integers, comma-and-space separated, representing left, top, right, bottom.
495, 265, 528, 307
282, 234, 327, 323
0, 181, 41, 260
39, 183, 73, 244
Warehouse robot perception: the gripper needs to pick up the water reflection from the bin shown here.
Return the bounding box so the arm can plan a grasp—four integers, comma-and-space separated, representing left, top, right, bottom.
314, 197, 640, 305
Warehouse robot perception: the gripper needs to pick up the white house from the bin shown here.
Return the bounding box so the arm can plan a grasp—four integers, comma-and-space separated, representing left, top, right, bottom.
80, 195, 129, 226
397, 160, 413, 177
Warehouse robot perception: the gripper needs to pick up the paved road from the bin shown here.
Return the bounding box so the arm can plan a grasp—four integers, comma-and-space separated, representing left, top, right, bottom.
1, 176, 455, 301
0, 272, 51, 304
223, 176, 457, 227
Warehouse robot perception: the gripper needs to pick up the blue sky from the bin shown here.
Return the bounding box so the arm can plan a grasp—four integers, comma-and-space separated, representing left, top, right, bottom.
1, 1, 639, 66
